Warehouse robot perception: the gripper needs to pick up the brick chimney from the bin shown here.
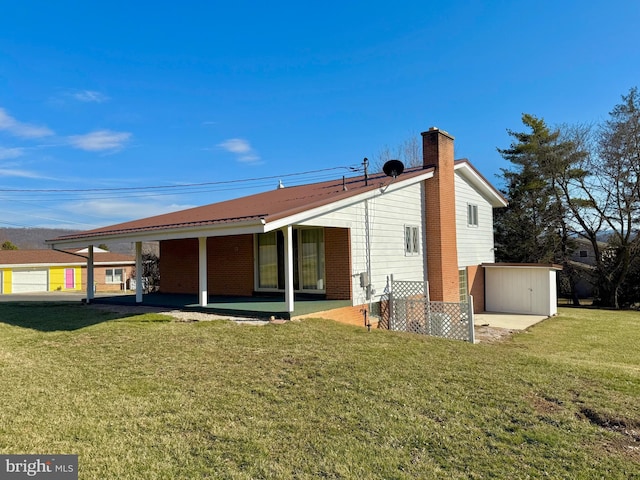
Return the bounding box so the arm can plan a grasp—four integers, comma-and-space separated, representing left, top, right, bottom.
422, 127, 460, 302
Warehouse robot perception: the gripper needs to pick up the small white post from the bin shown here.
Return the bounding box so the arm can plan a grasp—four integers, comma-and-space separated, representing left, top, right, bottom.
87, 245, 94, 303
198, 237, 208, 307
283, 225, 294, 314
468, 294, 475, 343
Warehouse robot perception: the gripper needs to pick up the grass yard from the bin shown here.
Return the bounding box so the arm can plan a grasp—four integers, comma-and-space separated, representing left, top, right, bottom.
0, 303, 639, 479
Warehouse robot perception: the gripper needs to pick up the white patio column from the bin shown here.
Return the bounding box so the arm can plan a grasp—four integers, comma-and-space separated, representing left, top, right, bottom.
135, 241, 143, 303
87, 245, 94, 303
283, 225, 295, 314
198, 237, 208, 307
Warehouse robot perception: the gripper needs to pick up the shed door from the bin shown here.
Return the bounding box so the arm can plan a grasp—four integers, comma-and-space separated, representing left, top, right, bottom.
485, 268, 549, 315
12, 269, 48, 293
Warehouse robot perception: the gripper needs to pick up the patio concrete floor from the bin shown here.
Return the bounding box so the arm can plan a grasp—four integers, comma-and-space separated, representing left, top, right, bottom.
90, 292, 351, 320
474, 312, 549, 330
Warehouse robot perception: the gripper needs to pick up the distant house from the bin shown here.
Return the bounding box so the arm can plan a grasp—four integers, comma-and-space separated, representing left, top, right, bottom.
0, 249, 134, 294
47, 127, 509, 321
562, 237, 611, 300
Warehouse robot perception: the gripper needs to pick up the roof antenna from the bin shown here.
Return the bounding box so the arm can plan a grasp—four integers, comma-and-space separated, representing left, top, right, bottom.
342, 176, 347, 191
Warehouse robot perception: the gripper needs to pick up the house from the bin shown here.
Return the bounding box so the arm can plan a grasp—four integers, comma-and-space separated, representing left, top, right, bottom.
561, 237, 609, 300
46, 128, 507, 322
0, 248, 135, 294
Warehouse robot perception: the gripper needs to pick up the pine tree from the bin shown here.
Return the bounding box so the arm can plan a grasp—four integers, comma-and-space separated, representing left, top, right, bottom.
495, 114, 570, 264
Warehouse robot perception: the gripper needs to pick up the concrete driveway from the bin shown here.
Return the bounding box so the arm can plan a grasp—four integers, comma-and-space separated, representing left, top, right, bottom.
474, 312, 549, 330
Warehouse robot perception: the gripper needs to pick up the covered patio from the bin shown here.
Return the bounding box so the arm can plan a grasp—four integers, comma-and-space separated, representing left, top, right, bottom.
91, 292, 352, 320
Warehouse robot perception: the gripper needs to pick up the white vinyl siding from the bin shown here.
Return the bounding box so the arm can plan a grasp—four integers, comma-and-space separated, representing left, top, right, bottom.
456, 173, 496, 267
296, 182, 425, 307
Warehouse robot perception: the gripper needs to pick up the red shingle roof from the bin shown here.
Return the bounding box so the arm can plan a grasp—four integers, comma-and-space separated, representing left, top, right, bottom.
49, 167, 435, 243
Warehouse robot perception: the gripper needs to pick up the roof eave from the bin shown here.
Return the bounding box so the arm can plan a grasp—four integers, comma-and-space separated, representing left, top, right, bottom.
46, 218, 267, 248
454, 160, 508, 207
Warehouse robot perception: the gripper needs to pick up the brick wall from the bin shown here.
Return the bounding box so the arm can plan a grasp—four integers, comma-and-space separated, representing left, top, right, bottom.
160, 236, 255, 295
207, 235, 254, 296
422, 128, 460, 302
467, 264, 485, 313
159, 238, 199, 293
324, 227, 352, 300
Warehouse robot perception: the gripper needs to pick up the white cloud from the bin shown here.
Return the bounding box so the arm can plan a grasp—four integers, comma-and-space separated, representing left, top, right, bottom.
0, 166, 44, 179
0, 147, 24, 160
68, 129, 132, 151
217, 138, 262, 165
63, 199, 196, 223
218, 138, 252, 154
72, 90, 109, 103
0, 108, 54, 138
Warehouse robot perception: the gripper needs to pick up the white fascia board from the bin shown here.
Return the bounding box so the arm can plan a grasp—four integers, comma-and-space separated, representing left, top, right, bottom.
0, 261, 136, 268
46, 219, 267, 249
454, 163, 507, 208
265, 170, 434, 231
0, 262, 86, 268
94, 261, 136, 266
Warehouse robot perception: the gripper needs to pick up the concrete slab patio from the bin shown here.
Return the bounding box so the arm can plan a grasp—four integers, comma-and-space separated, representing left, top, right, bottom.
474, 312, 549, 330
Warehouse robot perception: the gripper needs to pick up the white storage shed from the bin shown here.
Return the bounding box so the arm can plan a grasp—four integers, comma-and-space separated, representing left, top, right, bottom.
482, 263, 562, 316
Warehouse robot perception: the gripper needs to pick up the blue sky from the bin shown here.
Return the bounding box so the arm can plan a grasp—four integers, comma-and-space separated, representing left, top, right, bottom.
1, 1, 639, 230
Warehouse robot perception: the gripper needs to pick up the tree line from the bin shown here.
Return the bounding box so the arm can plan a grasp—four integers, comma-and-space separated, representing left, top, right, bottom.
495, 87, 640, 308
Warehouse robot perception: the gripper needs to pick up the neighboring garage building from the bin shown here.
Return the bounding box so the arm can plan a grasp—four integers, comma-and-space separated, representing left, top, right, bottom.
0, 249, 135, 294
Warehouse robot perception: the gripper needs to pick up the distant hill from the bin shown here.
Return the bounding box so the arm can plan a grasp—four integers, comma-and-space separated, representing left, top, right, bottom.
0, 228, 157, 254
0, 228, 80, 249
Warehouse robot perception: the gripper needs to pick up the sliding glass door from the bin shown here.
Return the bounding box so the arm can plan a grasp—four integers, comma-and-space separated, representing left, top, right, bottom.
256, 228, 325, 293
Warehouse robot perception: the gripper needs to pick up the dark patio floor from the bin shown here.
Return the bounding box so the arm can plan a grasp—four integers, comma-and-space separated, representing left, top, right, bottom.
92, 292, 352, 320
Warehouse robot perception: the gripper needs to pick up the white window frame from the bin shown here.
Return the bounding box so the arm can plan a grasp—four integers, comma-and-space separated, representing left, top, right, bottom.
105, 268, 124, 284
467, 203, 479, 227
405, 225, 420, 256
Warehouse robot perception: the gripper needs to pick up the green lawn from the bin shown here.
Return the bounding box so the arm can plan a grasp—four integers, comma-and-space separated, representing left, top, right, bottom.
0, 303, 639, 479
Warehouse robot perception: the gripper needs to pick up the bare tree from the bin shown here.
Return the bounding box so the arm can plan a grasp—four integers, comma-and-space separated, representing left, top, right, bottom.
372, 133, 422, 171
554, 88, 640, 307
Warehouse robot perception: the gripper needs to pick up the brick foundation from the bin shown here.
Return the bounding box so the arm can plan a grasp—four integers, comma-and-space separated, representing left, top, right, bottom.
294, 304, 377, 329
